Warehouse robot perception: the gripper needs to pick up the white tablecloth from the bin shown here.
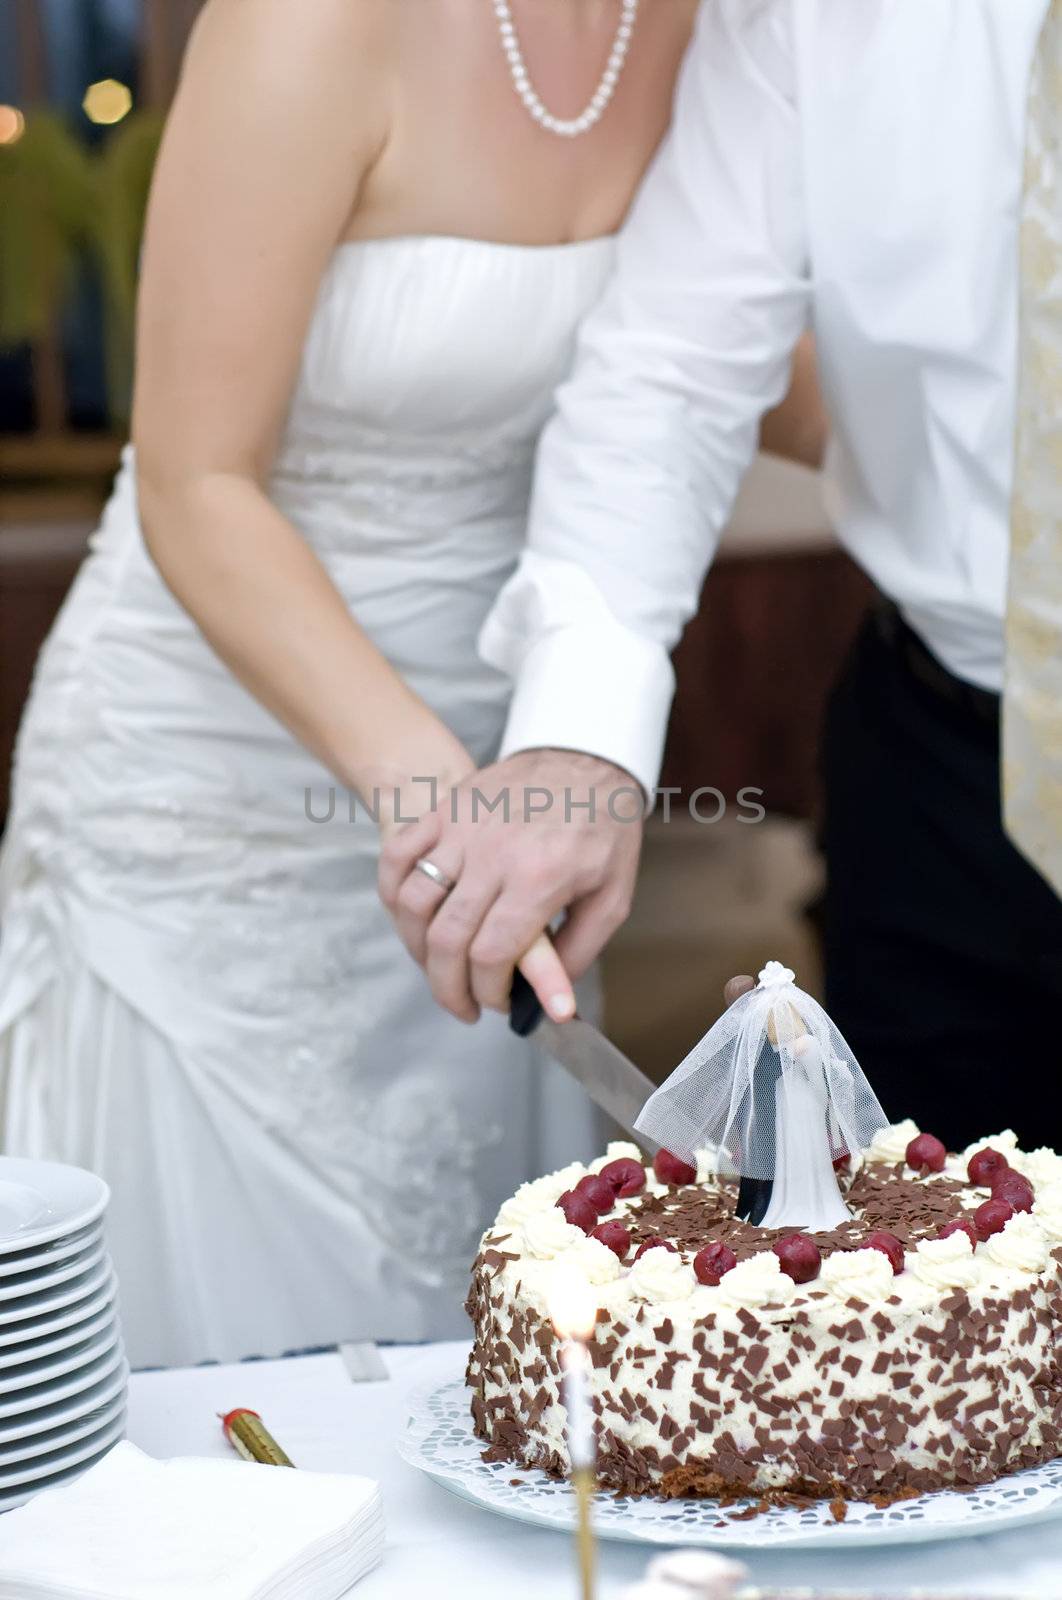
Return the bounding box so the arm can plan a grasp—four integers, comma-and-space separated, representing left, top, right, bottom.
126, 1342, 1062, 1598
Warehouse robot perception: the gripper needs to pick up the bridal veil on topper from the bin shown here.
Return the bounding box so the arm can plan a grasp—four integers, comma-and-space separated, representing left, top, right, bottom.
635, 962, 889, 1231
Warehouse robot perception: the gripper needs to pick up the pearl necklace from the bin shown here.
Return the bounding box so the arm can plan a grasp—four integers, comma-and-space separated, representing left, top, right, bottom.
492, 0, 640, 139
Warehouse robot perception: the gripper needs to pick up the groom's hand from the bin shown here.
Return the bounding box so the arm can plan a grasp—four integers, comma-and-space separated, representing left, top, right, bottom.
378, 749, 644, 1023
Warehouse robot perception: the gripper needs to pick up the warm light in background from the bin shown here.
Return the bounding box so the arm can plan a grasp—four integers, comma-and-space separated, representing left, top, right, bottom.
0, 106, 26, 147
548, 1264, 598, 1341
82, 79, 133, 127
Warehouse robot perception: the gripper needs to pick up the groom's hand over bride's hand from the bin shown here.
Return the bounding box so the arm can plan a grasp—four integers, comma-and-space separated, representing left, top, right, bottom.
378, 749, 644, 1024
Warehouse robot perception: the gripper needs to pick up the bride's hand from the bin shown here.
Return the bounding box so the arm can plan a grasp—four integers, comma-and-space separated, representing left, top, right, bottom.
367, 730, 477, 846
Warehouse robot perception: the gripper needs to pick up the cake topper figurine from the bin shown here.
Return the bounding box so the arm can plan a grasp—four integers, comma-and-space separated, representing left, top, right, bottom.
635, 961, 889, 1231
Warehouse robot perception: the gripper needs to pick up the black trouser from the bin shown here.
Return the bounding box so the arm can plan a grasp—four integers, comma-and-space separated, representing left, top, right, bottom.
819, 606, 1062, 1154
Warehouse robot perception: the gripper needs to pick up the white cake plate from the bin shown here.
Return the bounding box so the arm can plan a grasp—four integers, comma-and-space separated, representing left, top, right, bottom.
400, 1377, 1062, 1551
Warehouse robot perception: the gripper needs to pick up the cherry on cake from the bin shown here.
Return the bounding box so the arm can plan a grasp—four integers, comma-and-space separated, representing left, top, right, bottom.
466, 1124, 1062, 1504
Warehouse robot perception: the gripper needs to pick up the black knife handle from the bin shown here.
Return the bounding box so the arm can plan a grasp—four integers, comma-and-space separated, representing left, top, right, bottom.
510, 970, 544, 1038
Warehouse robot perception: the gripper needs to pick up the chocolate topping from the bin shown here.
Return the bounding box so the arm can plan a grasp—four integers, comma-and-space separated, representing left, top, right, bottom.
624, 1165, 972, 1260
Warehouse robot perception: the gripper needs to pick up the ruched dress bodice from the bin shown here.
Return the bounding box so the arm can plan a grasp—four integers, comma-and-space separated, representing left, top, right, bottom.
0, 235, 615, 1366
268, 236, 615, 741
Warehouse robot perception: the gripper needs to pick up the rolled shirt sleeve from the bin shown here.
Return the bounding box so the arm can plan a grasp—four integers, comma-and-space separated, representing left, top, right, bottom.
479, 0, 811, 796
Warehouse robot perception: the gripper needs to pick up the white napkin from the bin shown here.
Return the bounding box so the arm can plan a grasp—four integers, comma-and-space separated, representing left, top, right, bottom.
0, 1442, 384, 1600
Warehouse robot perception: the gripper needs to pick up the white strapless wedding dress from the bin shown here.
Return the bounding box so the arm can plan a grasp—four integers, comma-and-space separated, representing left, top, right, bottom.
0, 235, 615, 1368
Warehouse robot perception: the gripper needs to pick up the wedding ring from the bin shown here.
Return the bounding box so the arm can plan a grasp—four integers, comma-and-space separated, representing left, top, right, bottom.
414, 857, 456, 895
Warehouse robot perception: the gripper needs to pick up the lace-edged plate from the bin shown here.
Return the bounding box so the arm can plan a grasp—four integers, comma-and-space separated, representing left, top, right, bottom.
399, 1376, 1062, 1550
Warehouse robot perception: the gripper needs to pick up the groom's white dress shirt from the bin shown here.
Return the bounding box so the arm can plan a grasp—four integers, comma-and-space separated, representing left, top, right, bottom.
479, 0, 1051, 796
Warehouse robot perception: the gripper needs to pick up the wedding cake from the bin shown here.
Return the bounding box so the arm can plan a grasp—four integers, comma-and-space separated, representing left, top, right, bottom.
466, 1123, 1062, 1506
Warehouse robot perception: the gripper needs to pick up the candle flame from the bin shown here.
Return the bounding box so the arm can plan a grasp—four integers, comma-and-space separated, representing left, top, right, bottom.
548, 1262, 598, 1340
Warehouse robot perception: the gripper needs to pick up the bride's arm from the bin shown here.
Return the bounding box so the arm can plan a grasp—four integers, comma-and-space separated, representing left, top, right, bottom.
758, 333, 828, 471
133, 0, 471, 823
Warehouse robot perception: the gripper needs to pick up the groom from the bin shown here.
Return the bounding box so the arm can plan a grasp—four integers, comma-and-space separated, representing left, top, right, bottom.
380, 0, 1062, 1144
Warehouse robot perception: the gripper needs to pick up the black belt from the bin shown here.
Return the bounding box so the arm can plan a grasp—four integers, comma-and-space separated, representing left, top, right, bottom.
873, 603, 999, 727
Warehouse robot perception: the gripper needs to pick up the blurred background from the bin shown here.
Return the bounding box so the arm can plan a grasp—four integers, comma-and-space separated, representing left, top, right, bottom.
0, 0, 873, 1082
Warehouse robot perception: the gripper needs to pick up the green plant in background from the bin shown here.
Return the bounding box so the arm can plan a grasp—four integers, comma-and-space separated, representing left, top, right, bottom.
0, 108, 164, 428
0, 111, 95, 344
91, 111, 165, 422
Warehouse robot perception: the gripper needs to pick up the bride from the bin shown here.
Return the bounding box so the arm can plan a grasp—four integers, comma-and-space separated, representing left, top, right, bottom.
0, 0, 820, 1368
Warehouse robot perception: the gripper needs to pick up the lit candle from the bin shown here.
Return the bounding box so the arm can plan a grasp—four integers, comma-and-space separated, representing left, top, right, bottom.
560, 1336, 594, 1471
549, 1264, 599, 1600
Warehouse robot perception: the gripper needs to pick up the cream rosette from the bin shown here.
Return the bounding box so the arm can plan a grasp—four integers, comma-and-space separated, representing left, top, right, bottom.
695, 1147, 720, 1184
985, 1212, 1050, 1275
867, 1118, 920, 1165
820, 1246, 895, 1304
961, 1130, 1020, 1166
714, 1252, 795, 1311
911, 1232, 982, 1290
1034, 1183, 1062, 1243
628, 1247, 696, 1304
1013, 1146, 1062, 1188
558, 1234, 622, 1286
499, 1163, 585, 1226
521, 1211, 584, 1260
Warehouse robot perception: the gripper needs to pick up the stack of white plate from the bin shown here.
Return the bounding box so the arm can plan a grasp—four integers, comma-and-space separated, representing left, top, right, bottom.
0, 1158, 126, 1512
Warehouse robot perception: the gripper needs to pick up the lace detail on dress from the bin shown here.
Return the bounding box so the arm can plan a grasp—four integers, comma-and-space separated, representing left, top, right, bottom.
269, 1068, 504, 1287
271, 425, 536, 557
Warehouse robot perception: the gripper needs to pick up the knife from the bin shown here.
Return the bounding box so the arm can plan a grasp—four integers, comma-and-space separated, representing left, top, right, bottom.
509, 970, 774, 1221
508, 971, 658, 1152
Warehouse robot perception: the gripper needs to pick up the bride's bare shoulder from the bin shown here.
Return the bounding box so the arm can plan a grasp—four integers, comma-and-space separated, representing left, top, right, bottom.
185, 0, 394, 106
192, 0, 392, 43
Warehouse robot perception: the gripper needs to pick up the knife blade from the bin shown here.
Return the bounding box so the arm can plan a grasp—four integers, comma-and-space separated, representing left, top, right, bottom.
509, 971, 658, 1151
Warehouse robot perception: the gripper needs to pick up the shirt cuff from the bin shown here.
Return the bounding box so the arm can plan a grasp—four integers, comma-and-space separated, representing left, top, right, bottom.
488, 619, 676, 799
